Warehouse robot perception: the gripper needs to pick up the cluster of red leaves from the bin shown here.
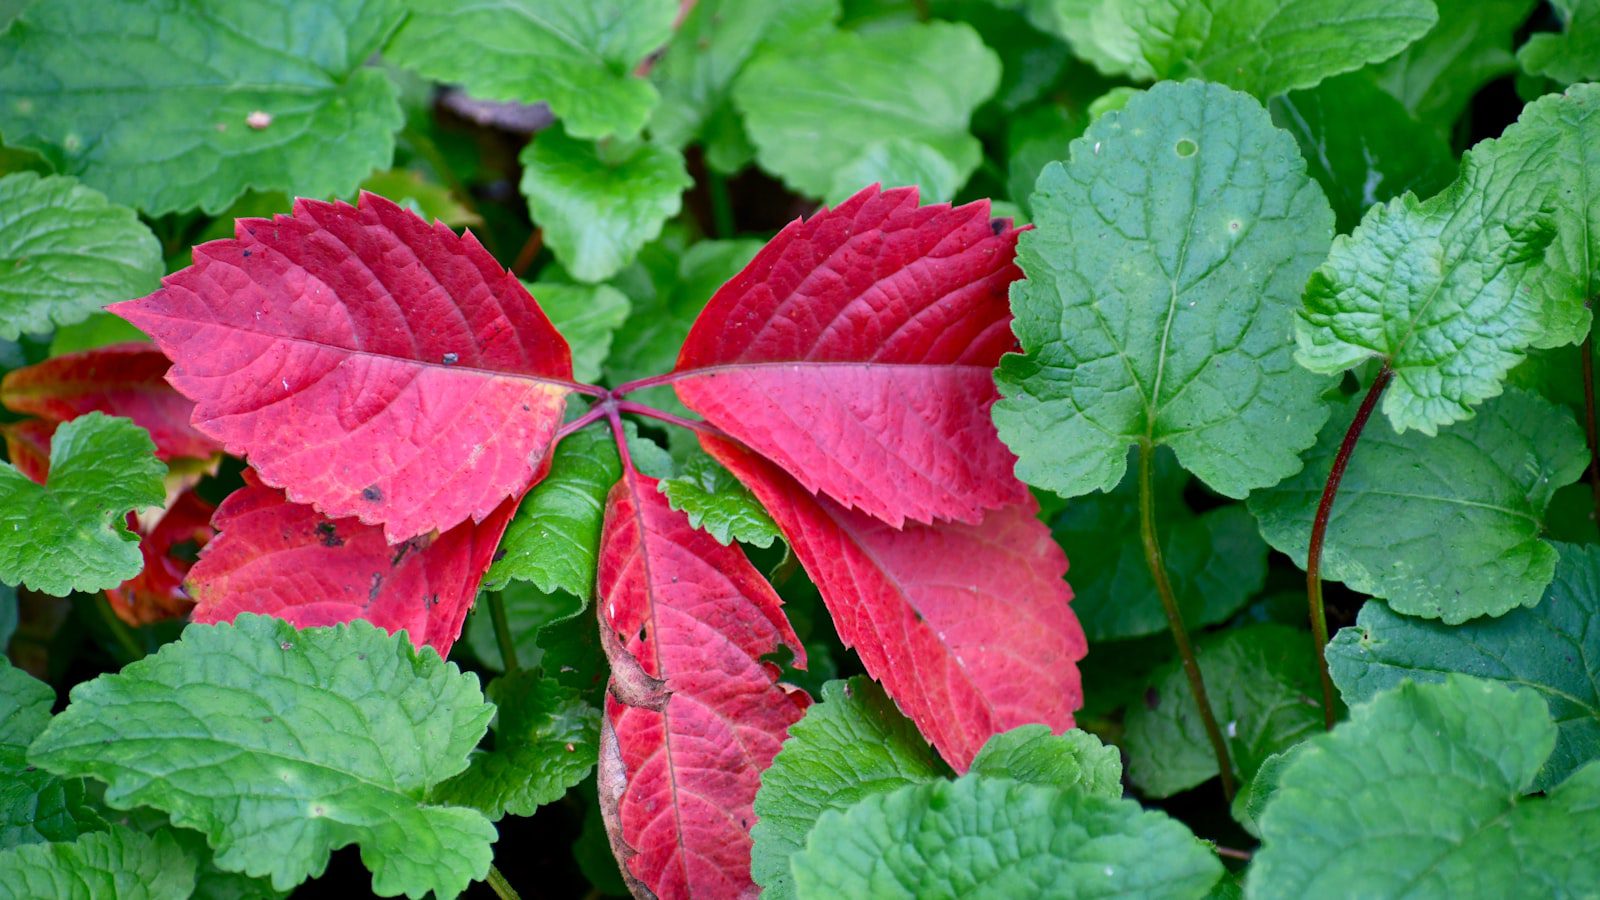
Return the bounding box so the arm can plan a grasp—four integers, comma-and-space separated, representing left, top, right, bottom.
109, 187, 1085, 897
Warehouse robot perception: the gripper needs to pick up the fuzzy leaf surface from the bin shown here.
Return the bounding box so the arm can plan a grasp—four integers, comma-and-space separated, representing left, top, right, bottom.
0, 174, 162, 340
0, 413, 165, 596
1250, 388, 1585, 622
1519, 0, 1600, 83
676, 185, 1028, 528
27, 615, 497, 898
706, 437, 1083, 770
0, 0, 404, 214
0, 660, 104, 849
995, 81, 1335, 500
659, 450, 780, 548
113, 193, 574, 542
0, 827, 195, 900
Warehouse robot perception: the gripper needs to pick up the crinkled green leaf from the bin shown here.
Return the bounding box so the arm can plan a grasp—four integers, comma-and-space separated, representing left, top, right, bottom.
1050, 448, 1266, 642
659, 450, 780, 547
487, 426, 620, 597
1123, 624, 1322, 797
1370, 0, 1538, 130
789, 775, 1223, 899
433, 671, 599, 820
732, 22, 999, 201
967, 725, 1122, 799
1250, 387, 1585, 623
386, 0, 678, 140
0, 413, 165, 596
0, 827, 195, 900
0, 0, 404, 214
527, 282, 630, 383
994, 81, 1335, 501
1328, 542, 1600, 790
1295, 86, 1600, 433
1250, 677, 1600, 898
1519, 0, 1600, 84
1, 659, 105, 849
519, 128, 691, 283
27, 615, 496, 898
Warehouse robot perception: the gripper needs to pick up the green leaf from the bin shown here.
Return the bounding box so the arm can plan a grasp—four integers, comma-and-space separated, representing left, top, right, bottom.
1, 659, 105, 850
27, 615, 497, 898
1327, 542, 1600, 790
463, 583, 584, 674
1519, 0, 1600, 84
659, 450, 780, 547
0, 413, 165, 597
1270, 73, 1455, 233
1249, 387, 1586, 623
994, 81, 1336, 501
789, 775, 1223, 899
387, 0, 677, 141
0, 0, 404, 214
486, 425, 619, 598
1006, 104, 1088, 215
359, 169, 481, 228
732, 22, 1000, 202
752, 678, 947, 899
0, 827, 195, 900
1370, 0, 1538, 130
1122, 624, 1323, 797
0, 174, 162, 341
519, 128, 691, 283
1050, 448, 1266, 642
527, 282, 630, 383
1250, 677, 1600, 898
47, 314, 150, 358
1295, 86, 1600, 433
967, 725, 1123, 799
433, 671, 599, 820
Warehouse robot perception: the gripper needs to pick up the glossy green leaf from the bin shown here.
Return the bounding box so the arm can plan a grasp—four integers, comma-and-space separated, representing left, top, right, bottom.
0, 174, 161, 341
659, 450, 780, 547
0, 827, 195, 900
1251, 387, 1585, 622
967, 725, 1122, 799
486, 425, 620, 598
0, 413, 165, 597
1370, 0, 1538, 130
995, 81, 1335, 501
27, 616, 496, 898
1519, 0, 1600, 84
386, 0, 678, 140
1250, 677, 1600, 898
1, 659, 104, 849
0, 0, 404, 214
527, 282, 630, 383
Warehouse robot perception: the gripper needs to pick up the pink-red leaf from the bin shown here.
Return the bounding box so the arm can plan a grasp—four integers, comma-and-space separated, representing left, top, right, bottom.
704, 436, 1084, 770
187, 471, 513, 656
597, 469, 805, 899
111, 193, 576, 542
105, 489, 216, 627
672, 185, 1028, 528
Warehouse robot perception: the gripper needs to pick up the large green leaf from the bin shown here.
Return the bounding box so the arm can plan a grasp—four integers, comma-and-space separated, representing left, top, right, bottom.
1370, 0, 1538, 130
994, 81, 1335, 501
527, 282, 630, 383
486, 425, 619, 598
0, 174, 162, 340
0, 827, 195, 900
386, 0, 678, 140
732, 22, 999, 202
27, 616, 496, 898
0, 0, 404, 214
0, 660, 104, 850
659, 450, 780, 548
0, 413, 165, 597
1327, 542, 1600, 790
1519, 0, 1600, 84
1250, 677, 1600, 898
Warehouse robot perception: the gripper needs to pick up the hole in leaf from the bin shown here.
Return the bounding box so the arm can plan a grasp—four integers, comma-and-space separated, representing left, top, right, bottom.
1175, 138, 1197, 157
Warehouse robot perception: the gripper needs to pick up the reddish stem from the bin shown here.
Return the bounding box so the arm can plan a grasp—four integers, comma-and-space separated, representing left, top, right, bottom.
604, 403, 637, 475
511, 228, 544, 277
614, 401, 727, 439
554, 405, 609, 442
611, 370, 689, 396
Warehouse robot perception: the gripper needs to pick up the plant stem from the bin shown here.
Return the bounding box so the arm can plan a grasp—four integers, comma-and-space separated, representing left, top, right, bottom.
707, 170, 735, 240
1305, 363, 1393, 731
510, 228, 544, 277
1582, 331, 1600, 527
486, 589, 520, 673
615, 400, 727, 439
1136, 440, 1235, 801
485, 864, 521, 900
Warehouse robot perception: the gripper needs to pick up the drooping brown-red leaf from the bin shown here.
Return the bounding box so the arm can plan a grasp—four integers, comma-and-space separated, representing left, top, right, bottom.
105, 489, 216, 627
671, 185, 1028, 528
111, 193, 576, 542
1, 418, 53, 484
596, 468, 806, 899
705, 436, 1083, 770
186, 471, 513, 655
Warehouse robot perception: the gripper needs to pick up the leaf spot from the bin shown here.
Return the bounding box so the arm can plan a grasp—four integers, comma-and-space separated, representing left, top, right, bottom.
246, 110, 272, 130
1175, 138, 1197, 157
361, 485, 382, 502
441, 352, 459, 365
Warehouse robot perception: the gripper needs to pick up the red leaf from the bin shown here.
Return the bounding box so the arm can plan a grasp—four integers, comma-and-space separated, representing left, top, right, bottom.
186, 471, 513, 655
596, 469, 805, 899
111, 193, 576, 542
1, 418, 54, 484
672, 185, 1028, 528
704, 436, 1084, 770
0, 343, 219, 461
105, 490, 216, 627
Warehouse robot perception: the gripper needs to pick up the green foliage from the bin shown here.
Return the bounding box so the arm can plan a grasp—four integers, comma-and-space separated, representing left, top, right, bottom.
0, 660, 104, 849
529, 282, 631, 383
0, 827, 195, 900
487, 425, 620, 598
660, 450, 781, 547
967, 725, 1123, 798
1370, 0, 1538, 128
1519, 0, 1600, 83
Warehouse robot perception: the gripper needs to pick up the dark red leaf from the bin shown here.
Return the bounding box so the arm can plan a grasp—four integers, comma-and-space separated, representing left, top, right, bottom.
672, 185, 1028, 528
704, 435, 1084, 770
111, 193, 576, 542
596, 468, 805, 899
105, 490, 216, 627
186, 471, 513, 655
1, 418, 54, 484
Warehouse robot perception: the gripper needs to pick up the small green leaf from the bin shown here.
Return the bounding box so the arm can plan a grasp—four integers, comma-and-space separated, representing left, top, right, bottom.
994, 81, 1335, 501
0, 827, 195, 900
967, 725, 1123, 799
1250, 387, 1586, 623
0, 413, 166, 596
0, 0, 404, 214
1519, 0, 1600, 84
464, 583, 584, 674
386, 0, 678, 140
519, 129, 691, 283
487, 425, 620, 598
359, 169, 481, 228
1328, 542, 1600, 790
527, 282, 630, 383
660, 451, 780, 547
1370, 0, 1539, 130
732, 22, 999, 201
27, 615, 496, 898
0, 173, 162, 341
1, 659, 104, 849
1250, 677, 1600, 898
